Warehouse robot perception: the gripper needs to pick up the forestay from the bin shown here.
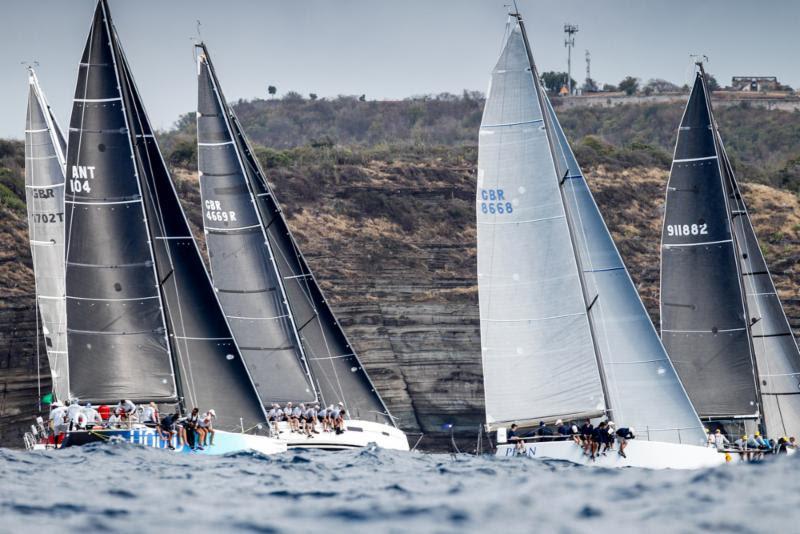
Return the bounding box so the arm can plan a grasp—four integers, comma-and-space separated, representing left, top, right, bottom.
544, 97, 706, 445
25, 69, 69, 402
477, 19, 605, 427
660, 74, 760, 419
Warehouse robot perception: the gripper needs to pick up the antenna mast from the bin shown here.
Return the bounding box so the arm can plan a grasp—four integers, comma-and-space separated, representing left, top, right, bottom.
563, 23, 579, 95
585, 50, 591, 90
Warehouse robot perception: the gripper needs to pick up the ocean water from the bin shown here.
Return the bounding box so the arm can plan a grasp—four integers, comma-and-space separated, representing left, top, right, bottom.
0, 444, 798, 533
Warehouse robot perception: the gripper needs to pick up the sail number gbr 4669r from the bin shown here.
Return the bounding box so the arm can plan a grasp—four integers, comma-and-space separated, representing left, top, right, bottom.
666, 223, 708, 237
479, 188, 513, 215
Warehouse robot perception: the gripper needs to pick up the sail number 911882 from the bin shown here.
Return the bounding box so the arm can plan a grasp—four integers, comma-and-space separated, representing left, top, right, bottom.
666, 223, 708, 237
479, 189, 513, 215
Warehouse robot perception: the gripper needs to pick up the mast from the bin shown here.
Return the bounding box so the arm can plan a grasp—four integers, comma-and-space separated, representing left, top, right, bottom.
515, 13, 613, 418
25, 68, 69, 402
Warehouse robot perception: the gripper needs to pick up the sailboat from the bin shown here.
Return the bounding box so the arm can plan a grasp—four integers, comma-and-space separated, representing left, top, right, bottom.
660, 64, 800, 444
194, 43, 408, 451
34, 0, 285, 455
476, 13, 722, 468
25, 68, 69, 403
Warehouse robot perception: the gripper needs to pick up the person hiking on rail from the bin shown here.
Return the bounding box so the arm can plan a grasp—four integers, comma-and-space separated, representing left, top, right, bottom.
616, 427, 635, 458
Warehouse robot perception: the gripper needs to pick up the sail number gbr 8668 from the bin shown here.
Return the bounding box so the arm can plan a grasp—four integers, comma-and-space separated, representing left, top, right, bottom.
479, 189, 513, 215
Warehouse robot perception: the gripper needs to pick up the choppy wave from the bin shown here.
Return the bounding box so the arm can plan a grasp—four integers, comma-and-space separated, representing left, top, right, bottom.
1, 444, 798, 532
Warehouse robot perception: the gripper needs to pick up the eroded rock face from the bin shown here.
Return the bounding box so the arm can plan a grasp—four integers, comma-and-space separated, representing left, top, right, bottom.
2, 157, 798, 451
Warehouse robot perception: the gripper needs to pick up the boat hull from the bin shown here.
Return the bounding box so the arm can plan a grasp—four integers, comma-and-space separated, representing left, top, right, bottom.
58, 427, 286, 455
496, 439, 725, 469
273, 420, 409, 451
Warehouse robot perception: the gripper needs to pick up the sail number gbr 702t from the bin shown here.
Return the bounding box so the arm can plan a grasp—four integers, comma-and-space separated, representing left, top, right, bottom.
479, 189, 513, 215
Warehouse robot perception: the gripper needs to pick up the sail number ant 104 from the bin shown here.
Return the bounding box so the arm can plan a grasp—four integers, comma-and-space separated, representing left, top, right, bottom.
479, 188, 513, 215
666, 223, 708, 237
70, 165, 95, 193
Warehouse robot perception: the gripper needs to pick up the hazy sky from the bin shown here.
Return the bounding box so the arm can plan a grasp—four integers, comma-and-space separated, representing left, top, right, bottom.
1, 0, 798, 138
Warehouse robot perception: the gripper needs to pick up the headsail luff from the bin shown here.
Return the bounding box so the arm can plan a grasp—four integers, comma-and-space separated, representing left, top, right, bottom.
197, 44, 394, 424
25, 69, 69, 402
715, 110, 800, 439
477, 17, 606, 427
65, 0, 177, 403
110, 24, 268, 429
660, 73, 761, 420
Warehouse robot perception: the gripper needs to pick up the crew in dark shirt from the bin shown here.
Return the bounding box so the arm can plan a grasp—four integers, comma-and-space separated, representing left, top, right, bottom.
556, 419, 571, 438
590, 421, 608, 460
158, 410, 181, 450
537, 421, 553, 438
616, 427, 635, 458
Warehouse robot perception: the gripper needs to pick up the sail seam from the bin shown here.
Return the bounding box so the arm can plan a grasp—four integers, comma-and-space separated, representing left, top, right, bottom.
198, 140, 234, 147
75, 97, 122, 103
663, 239, 732, 248
673, 155, 718, 163
481, 118, 544, 128
66, 198, 141, 205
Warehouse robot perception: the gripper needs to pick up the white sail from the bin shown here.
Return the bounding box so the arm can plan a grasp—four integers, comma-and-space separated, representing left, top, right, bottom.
545, 97, 707, 445
477, 21, 605, 427
25, 69, 69, 402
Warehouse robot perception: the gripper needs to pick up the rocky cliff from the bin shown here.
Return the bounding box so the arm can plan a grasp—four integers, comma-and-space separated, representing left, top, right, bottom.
2, 139, 799, 450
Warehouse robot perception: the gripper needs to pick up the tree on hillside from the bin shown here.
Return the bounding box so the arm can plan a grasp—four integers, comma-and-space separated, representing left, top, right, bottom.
582, 78, 599, 93
645, 78, 680, 94
704, 73, 720, 91
359, 94, 366, 102
540, 71, 576, 95
602, 83, 618, 92
284, 91, 304, 102
309, 93, 318, 100
619, 76, 639, 95
267, 85, 277, 98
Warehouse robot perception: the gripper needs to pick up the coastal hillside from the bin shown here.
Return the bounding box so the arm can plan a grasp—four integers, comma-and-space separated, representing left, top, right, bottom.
1, 97, 799, 449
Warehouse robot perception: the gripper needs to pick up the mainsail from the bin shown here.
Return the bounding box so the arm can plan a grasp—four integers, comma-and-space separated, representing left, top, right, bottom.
660, 73, 760, 419
662, 69, 800, 437
478, 14, 705, 445
25, 69, 69, 402
65, 0, 267, 429
196, 44, 393, 424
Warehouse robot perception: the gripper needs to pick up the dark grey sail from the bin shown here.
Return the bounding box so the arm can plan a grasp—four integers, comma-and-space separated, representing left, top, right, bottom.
660, 73, 760, 419
718, 130, 800, 438
110, 24, 267, 429
65, 0, 176, 403
196, 47, 316, 405
197, 44, 393, 424
25, 69, 69, 402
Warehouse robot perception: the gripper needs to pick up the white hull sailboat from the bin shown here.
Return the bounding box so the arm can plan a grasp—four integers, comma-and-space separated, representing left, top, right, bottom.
476, 13, 722, 469
272, 420, 409, 451
496, 440, 723, 470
